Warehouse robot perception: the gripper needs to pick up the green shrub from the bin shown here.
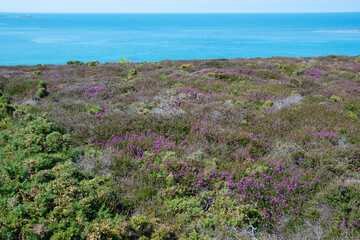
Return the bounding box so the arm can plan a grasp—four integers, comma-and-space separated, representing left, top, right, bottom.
86, 105, 103, 115
4, 79, 40, 96
206, 70, 224, 79
181, 64, 193, 69
87, 61, 99, 67
0, 102, 169, 240
0, 94, 15, 121
348, 111, 358, 121
127, 69, 138, 79
67, 60, 85, 65
33, 70, 42, 76
119, 57, 131, 64
36, 81, 49, 99
330, 95, 342, 103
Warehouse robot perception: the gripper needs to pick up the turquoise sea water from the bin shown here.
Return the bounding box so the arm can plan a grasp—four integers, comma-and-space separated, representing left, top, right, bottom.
0, 13, 360, 65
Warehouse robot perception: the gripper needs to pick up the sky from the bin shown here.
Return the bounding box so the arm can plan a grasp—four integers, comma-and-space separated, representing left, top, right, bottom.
1, 0, 360, 13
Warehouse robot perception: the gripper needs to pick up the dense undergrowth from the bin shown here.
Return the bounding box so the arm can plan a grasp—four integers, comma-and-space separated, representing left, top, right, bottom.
0, 55, 360, 239
0, 96, 176, 239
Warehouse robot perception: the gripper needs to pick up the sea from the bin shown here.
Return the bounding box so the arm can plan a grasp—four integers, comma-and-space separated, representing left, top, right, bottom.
0, 13, 360, 65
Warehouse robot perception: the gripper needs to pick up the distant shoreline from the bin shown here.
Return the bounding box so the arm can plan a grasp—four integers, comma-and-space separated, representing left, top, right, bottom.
0, 15, 33, 18
0, 55, 359, 67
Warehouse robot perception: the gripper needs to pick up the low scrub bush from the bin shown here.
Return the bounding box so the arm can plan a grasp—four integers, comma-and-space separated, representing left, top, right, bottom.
36, 81, 49, 99
0, 101, 174, 239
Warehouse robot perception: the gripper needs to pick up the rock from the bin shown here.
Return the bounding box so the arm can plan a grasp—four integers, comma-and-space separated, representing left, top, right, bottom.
178, 93, 187, 99
150, 107, 165, 115
211, 111, 222, 120
22, 99, 39, 107
338, 136, 352, 148
272, 94, 303, 111
113, 109, 124, 114
129, 106, 138, 113
225, 100, 232, 108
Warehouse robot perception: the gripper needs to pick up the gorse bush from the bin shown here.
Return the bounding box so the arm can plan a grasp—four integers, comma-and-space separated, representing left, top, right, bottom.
1, 56, 360, 239
87, 61, 100, 67
119, 57, 131, 64
0, 92, 15, 123
33, 70, 42, 76
0, 101, 175, 240
127, 68, 138, 79
181, 64, 193, 69
67, 60, 85, 65
36, 81, 49, 99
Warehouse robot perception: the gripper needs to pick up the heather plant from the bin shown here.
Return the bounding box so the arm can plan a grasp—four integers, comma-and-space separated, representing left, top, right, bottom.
0, 55, 360, 238
3, 79, 40, 96
0, 101, 175, 240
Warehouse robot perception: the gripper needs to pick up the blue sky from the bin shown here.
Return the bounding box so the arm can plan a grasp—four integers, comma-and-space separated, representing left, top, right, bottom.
2, 0, 360, 13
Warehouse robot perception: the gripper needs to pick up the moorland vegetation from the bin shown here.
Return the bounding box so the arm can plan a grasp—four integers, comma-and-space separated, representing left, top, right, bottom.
0, 55, 360, 239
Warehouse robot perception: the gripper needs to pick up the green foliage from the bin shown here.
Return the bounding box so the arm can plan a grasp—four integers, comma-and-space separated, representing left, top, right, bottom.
206, 70, 224, 79
33, 70, 42, 76
87, 61, 99, 67
36, 81, 49, 99
302, 182, 360, 238
4, 79, 40, 96
0, 94, 15, 122
67, 60, 86, 65
1, 57, 360, 239
86, 105, 103, 115
118, 84, 137, 94
172, 83, 184, 88
236, 75, 253, 84
119, 57, 131, 64
261, 100, 274, 109
127, 69, 138, 79
344, 99, 360, 122
36, 88, 48, 99
181, 64, 194, 69
232, 88, 238, 95
0, 102, 173, 240
348, 111, 358, 121
330, 95, 342, 103
324, 185, 360, 222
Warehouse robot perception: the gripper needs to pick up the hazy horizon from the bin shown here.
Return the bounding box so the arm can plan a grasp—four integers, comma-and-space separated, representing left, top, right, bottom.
2, 0, 360, 14
2, 12, 360, 14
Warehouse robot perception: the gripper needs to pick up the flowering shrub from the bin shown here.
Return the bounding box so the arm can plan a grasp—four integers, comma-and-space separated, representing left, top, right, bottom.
0, 102, 174, 240
84, 86, 105, 97
0, 56, 359, 238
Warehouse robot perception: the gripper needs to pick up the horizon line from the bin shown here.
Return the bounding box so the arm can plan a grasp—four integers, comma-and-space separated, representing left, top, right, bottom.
1, 11, 360, 14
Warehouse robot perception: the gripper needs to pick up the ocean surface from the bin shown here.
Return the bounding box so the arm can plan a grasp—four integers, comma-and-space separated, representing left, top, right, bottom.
0, 13, 360, 65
